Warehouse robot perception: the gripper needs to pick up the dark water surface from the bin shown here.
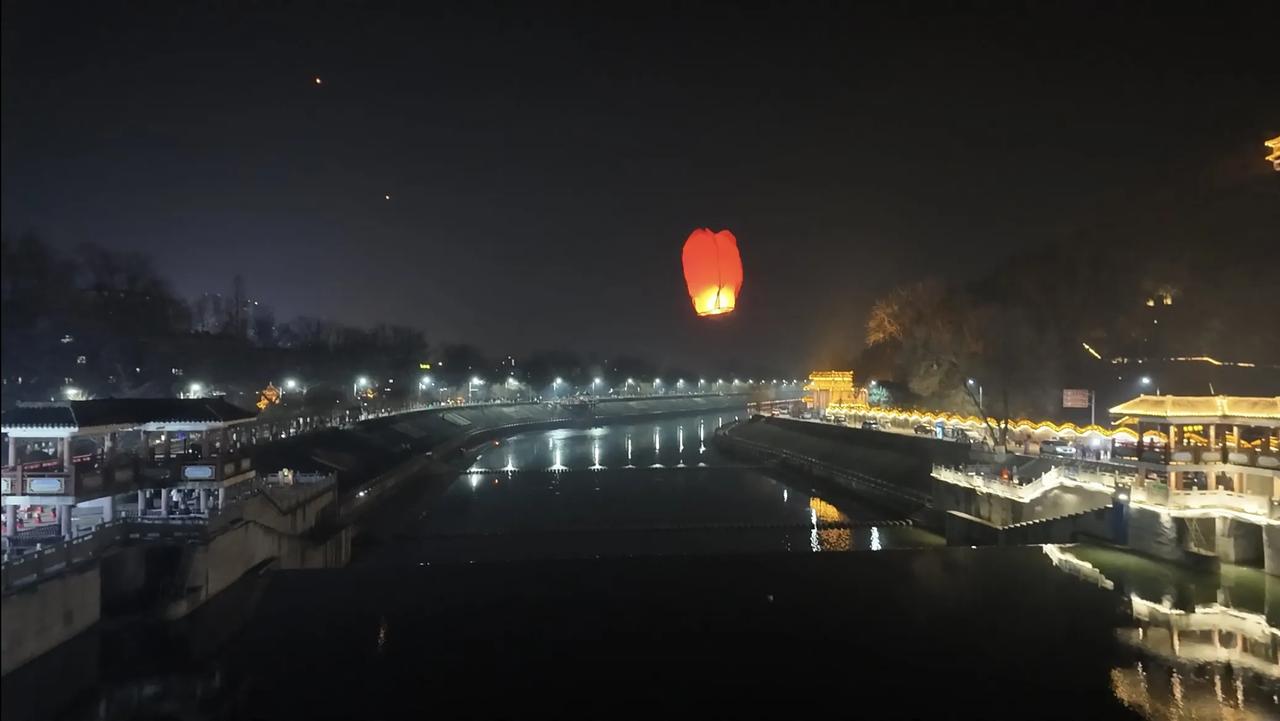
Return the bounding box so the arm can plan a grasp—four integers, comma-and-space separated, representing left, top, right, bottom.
10, 412, 1279, 720
356, 414, 940, 562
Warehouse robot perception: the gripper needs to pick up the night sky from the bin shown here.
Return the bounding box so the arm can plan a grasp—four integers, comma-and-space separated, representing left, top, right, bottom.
3, 2, 1275, 370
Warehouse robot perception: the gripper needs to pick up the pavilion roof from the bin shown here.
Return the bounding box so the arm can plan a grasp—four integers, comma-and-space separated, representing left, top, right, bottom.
1108, 395, 1280, 427
2, 397, 257, 434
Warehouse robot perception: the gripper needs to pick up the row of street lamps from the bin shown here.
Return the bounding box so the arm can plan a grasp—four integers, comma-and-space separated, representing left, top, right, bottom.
171, 375, 805, 404
395, 375, 805, 400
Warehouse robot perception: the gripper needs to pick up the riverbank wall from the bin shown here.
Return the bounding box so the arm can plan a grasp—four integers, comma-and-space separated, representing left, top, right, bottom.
715, 416, 1280, 574
715, 415, 1114, 541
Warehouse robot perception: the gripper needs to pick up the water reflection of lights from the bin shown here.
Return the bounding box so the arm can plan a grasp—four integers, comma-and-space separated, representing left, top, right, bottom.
549, 443, 567, 472
809, 508, 820, 552
625, 435, 633, 467
817, 528, 852, 551
698, 419, 706, 454
782, 489, 789, 503
501, 455, 516, 473
468, 475, 480, 489
1044, 545, 1280, 719
653, 426, 661, 453
870, 526, 882, 551
809, 497, 843, 524
376, 617, 389, 654
590, 440, 604, 470
1041, 545, 1115, 590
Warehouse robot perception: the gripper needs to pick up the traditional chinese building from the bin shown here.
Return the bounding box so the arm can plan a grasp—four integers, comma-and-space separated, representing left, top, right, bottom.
804, 371, 866, 416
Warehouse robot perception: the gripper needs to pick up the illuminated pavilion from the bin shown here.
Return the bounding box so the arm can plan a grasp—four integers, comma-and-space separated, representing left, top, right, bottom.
803, 371, 866, 416
1109, 394, 1279, 507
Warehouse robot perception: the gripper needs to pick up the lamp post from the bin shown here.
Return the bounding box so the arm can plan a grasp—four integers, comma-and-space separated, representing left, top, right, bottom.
469, 376, 482, 402
592, 377, 602, 395
966, 378, 983, 409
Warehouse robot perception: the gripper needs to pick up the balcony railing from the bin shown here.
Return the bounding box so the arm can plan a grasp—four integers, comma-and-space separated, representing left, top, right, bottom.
1128, 484, 1277, 520
1139, 447, 1280, 471
3, 449, 256, 500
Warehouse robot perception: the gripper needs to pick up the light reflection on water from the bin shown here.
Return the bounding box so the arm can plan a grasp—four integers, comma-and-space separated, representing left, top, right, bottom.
1044, 544, 1280, 720
424, 413, 941, 559
32, 411, 1280, 721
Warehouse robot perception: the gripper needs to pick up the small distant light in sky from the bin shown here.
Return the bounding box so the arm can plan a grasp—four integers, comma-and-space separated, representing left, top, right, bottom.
314, 77, 323, 85
384, 193, 391, 200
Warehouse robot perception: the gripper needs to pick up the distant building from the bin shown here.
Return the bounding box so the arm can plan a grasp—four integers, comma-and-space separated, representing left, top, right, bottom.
804, 371, 865, 415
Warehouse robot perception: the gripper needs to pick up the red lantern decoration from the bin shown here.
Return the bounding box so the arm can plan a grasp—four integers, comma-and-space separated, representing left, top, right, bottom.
681, 228, 743, 316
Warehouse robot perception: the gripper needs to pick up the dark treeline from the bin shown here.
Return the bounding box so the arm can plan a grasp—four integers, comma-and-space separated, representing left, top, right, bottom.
854, 183, 1280, 423
1, 234, 783, 410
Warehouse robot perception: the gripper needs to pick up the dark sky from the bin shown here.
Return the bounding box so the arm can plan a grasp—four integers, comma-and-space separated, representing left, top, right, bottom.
3, 1, 1276, 371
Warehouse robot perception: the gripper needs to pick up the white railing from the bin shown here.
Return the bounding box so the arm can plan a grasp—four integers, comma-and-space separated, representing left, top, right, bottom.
1169, 489, 1271, 516
932, 464, 1118, 502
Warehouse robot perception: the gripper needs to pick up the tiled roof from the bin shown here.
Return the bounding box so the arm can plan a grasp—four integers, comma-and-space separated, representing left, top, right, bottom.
0, 405, 76, 429
2, 398, 257, 431
1108, 395, 1280, 423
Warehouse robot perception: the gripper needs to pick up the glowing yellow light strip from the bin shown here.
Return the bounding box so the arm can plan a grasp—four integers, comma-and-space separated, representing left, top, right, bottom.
823, 403, 1143, 440
826, 404, 1279, 451
1107, 355, 1271, 368
1081, 342, 1102, 360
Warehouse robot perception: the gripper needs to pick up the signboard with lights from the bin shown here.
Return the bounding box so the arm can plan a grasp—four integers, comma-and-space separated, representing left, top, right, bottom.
182, 464, 217, 481
1062, 389, 1091, 409
26, 477, 66, 494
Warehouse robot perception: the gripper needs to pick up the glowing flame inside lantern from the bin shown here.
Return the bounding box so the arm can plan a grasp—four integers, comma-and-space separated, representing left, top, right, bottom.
682, 228, 743, 317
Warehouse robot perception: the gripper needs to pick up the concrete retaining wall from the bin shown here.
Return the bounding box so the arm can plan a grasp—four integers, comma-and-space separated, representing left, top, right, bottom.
1128, 505, 1186, 563
720, 416, 942, 501
1, 563, 100, 675
1265, 525, 1280, 576
163, 514, 350, 621
945, 507, 1114, 547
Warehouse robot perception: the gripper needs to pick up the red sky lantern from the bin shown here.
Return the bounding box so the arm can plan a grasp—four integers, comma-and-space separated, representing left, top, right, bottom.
681, 228, 743, 317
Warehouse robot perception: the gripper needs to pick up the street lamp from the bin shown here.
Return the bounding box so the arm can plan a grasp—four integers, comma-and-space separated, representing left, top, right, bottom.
592, 377, 602, 394
189, 382, 204, 398
284, 378, 299, 391
353, 376, 369, 399
966, 378, 983, 409
469, 376, 483, 402
1140, 376, 1151, 386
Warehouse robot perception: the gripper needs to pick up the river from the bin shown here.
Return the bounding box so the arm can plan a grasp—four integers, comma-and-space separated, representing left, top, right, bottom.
10, 411, 1278, 720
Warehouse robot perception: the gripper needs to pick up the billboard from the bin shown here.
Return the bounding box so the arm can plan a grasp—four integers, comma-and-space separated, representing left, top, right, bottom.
1062, 389, 1091, 409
